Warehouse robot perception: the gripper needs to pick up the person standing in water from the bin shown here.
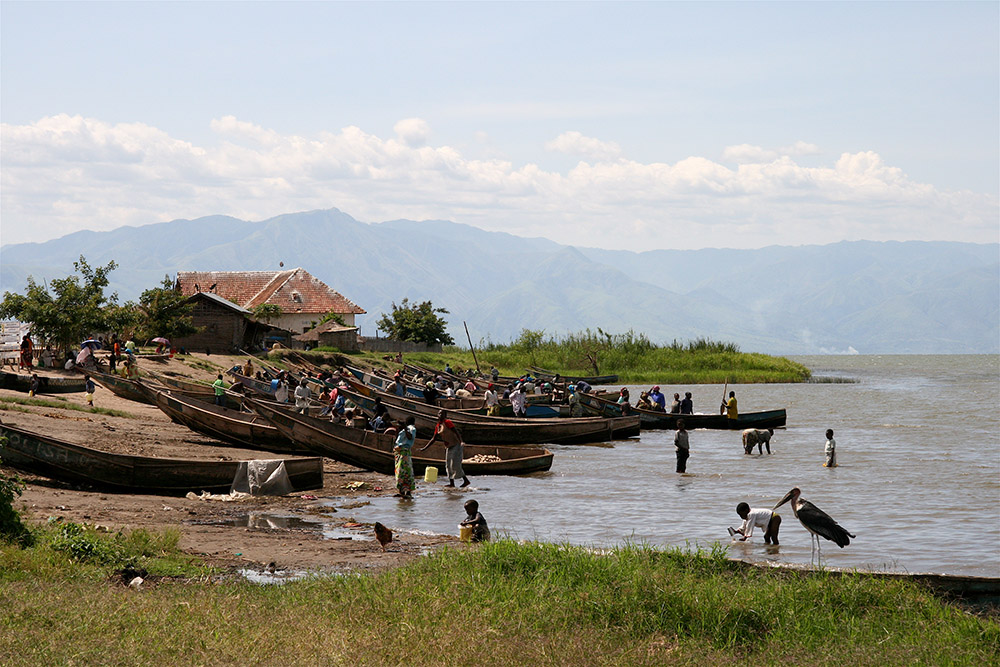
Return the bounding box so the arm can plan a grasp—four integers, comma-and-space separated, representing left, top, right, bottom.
420, 410, 470, 488
824, 429, 838, 467
674, 419, 689, 473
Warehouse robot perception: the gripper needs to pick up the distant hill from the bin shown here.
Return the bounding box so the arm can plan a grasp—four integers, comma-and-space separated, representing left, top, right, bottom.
2, 208, 997, 354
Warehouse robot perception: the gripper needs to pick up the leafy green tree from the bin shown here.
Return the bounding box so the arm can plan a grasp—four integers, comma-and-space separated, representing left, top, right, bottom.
251, 303, 283, 324
135, 276, 199, 343
514, 328, 546, 366
376, 298, 454, 345
0, 256, 121, 352
317, 310, 346, 328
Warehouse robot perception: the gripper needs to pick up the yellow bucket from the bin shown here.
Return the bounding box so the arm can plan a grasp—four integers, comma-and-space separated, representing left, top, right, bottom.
459, 525, 473, 543
424, 466, 438, 483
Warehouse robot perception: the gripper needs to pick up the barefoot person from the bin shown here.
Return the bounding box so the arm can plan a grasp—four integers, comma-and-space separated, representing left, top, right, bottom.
419, 410, 470, 488
393, 416, 416, 499
730, 502, 782, 545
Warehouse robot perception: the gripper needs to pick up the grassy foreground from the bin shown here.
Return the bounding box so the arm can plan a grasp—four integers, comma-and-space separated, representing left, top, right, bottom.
1, 524, 996, 666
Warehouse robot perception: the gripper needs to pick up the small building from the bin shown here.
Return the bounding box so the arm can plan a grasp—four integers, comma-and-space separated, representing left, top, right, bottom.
293, 321, 361, 352
175, 268, 365, 335
171, 292, 279, 354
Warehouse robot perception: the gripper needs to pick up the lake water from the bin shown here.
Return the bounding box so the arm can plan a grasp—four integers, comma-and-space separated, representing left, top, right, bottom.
334, 355, 1000, 577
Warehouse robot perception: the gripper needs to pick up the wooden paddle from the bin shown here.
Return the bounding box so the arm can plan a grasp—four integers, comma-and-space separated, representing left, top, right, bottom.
720, 378, 729, 415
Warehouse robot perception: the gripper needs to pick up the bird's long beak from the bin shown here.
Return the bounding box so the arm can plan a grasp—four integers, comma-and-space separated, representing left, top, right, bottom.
773, 490, 794, 510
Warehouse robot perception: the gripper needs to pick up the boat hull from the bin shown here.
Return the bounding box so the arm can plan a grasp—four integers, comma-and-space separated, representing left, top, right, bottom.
577, 392, 786, 430
0, 422, 323, 494
247, 400, 553, 477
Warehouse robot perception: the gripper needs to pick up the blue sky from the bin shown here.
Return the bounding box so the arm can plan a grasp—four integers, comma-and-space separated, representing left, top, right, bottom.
1, 1, 997, 250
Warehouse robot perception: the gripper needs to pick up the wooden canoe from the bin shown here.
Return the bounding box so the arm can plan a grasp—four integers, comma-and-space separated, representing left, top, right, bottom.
87, 369, 156, 404
145, 388, 308, 454
347, 369, 564, 417
529, 366, 619, 385
577, 392, 787, 430
0, 421, 323, 495
246, 399, 553, 477
336, 385, 640, 445
0, 369, 86, 393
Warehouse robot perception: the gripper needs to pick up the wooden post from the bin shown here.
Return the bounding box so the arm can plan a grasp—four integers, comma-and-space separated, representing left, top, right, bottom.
464, 321, 481, 374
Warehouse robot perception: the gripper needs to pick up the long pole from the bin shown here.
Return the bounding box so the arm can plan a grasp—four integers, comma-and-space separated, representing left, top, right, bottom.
464, 321, 481, 374
720, 377, 729, 415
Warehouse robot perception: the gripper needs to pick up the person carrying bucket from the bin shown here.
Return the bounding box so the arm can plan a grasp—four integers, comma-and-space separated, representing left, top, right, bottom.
419, 410, 470, 488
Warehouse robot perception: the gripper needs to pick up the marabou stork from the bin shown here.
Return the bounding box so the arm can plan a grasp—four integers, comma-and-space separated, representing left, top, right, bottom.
773, 487, 855, 562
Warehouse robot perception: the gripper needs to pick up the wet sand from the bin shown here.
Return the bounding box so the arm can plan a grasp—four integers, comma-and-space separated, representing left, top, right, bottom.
0, 353, 456, 574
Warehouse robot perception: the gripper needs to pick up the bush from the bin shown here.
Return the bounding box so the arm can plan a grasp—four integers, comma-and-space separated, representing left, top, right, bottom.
0, 451, 34, 547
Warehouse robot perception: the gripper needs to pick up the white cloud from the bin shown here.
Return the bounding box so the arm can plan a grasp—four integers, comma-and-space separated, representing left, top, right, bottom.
1, 114, 996, 251
545, 131, 622, 162
393, 118, 431, 147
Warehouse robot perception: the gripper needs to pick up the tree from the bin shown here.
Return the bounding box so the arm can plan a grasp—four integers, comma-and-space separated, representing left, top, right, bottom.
135, 275, 199, 343
376, 298, 454, 345
251, 303, 283, 325
0, 256, 121, 352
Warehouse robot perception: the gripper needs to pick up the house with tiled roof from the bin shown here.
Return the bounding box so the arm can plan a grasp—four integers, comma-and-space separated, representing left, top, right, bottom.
175, 268, 365, 335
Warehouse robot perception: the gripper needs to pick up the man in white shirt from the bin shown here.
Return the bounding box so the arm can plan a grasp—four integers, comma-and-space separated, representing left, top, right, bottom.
509, 383, 527, 418
294, 379, 311, 414
731, 502, 782, 545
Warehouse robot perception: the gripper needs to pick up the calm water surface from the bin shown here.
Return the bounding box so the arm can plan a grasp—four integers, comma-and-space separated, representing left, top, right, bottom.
336, 355, 1000, 576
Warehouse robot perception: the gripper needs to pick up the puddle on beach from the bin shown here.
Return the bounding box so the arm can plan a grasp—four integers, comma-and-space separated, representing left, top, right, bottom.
186, 509, 378, 542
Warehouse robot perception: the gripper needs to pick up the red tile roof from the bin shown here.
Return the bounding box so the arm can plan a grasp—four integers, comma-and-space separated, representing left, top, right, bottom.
175, 268, 365, 315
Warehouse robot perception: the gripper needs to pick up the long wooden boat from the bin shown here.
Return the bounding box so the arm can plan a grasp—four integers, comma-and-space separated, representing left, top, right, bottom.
529, 366, 619, 385
88, 369, 156, 404
336, 385, 639, 445
145, 371, 214, 393
224, 371, 278, 398
145, 388, 307, 454
0, 369, 86, 393
577, 392, 786, 430
246, 399, 553, 477
0, 421, 323, 494
91, 370, 243, 409
349, 368, 564, 417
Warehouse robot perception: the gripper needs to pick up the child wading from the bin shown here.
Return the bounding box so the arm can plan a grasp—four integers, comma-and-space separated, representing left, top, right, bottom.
730, 502, 781, 544
824, 429, 838, 467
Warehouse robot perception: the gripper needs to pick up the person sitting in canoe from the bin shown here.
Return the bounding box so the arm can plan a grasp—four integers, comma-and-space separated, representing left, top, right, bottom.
636, 391, 654, 410
648, 386, 666, 412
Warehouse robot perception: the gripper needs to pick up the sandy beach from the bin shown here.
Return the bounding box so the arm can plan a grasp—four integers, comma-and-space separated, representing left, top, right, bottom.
0, 353, 456, 574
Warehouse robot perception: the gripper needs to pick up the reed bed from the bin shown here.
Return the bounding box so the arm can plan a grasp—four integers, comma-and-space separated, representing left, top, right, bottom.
402, 330, 811, 384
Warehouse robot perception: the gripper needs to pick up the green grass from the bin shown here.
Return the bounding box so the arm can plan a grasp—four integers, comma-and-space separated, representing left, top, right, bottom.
0, 395, 137, 418
1, 528, 995, 666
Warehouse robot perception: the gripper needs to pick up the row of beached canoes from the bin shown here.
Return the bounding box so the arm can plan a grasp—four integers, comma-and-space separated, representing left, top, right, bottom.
0, 359, 787, 495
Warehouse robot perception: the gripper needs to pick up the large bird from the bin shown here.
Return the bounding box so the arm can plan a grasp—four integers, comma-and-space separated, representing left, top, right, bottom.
374, 522, 393, 551
773, 487, 855, 562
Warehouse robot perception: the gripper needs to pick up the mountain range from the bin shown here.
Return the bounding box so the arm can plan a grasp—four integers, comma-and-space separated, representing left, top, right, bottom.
2, 208, 997, 354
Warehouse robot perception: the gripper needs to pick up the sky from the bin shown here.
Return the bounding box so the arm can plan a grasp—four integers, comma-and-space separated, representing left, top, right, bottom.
1, 1, 997, 251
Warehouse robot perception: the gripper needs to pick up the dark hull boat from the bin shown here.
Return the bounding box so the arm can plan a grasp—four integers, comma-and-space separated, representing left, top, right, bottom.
577, 392, 786, 430
0, 421, 323, 495
247, 399, 554, 477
